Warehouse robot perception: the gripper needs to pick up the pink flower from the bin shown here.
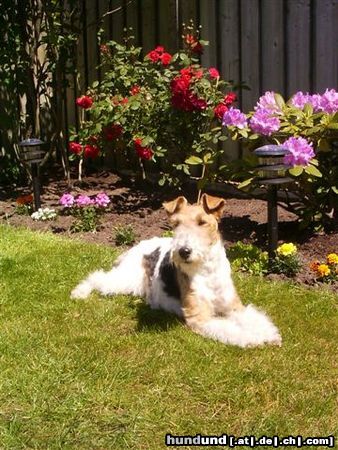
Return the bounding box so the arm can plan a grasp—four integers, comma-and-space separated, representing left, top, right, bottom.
59, 193, 75, 208
255, 91, 281, 114
209, 68, 220, 79
249, 108, 281, 136
319, 88, 338, 114
283, 137, 315, 167
95, 193, 110, 207
222, 107, 248, 129
76, 95, 93, 109
75, 195, 94, 207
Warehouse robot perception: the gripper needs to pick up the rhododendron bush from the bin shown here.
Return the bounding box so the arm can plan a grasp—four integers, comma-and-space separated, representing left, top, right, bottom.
69, 27, 236, 186
222, 90, 338, 230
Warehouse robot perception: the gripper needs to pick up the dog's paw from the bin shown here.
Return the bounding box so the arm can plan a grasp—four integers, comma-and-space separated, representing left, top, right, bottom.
70, 283, 91, 299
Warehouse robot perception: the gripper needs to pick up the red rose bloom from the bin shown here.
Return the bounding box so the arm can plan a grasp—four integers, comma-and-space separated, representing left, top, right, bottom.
69, 142, 82, 155
185, 34, 196, 45
155, 46, 164, 54
160, 52, 172, 65
214, 103, 228, 120
120, 97, 128, 105
76, 95, 93, 109
84, 144, 99, 158
133, 138, 153, 160
191, 41, 203, 54
224, 92, 237, 105
146, 49, 160, 62
104, 124, 123, 141
209, 67, 220, 79
130, 85, 141, 95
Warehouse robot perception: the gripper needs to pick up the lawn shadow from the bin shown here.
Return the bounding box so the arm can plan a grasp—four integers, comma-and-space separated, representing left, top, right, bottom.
129, 300, 181, 333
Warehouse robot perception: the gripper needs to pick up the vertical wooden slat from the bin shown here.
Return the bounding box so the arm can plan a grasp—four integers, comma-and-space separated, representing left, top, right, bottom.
286, 0, 311, 97
77, 0, 87, 95
179, 0, 198, 30
86, 0, 100, 86
200, 0, 218, 68
157, 0, 178, 53
110, 0, 124, 43
141, 0, 156, 52
241, 0, 260, 111
261, 0, 285, 94
126, 0, 140, 45
314, 0, 338, 92
218, 0, 241, 160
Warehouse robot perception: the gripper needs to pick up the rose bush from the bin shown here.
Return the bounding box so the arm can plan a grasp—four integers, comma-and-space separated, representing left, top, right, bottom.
69, 26, 237, 187
222, 90, 338, 230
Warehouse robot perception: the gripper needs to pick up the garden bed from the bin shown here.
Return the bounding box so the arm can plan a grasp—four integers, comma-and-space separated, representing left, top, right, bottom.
1, 170, 337, 291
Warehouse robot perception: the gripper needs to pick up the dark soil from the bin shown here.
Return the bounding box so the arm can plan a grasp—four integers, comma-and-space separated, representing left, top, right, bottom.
1, 171, 337, 292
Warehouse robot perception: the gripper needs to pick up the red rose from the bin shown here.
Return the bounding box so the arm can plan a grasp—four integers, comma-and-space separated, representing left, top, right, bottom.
88, 135, 98, 144
84, 144, 99, 158
133, 138, 143, 148
130, 85, 141, 95
120, 97, 128, 105
69, 142, 82, 155
191, 41, 203, 54
214, 103, 228, 120
76, 95, 93, 109
100, 44, 109, 54
224, 92, 237, 105
194, 70, 203, 79
133, 138, 153, 160
146, 50, 160, 62
160, 52, 172, 65
209, 67, 220, 79
104, 124, 123, 141
155, 46, 164, 54
185, 34, 196, 45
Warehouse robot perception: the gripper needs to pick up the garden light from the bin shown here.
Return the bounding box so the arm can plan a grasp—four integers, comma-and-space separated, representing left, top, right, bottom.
19, 138, 47, 211
254, 145, 294, 262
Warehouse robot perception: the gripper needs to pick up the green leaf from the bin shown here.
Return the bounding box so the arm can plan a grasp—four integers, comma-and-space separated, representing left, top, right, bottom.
185, 156, 203, 165
327, 122, 338, 130
274, 93, 285, 109
289, 166, 304, 177
331, 186, 338, 194
304, 165, 322, 178
238, 178, 254, 189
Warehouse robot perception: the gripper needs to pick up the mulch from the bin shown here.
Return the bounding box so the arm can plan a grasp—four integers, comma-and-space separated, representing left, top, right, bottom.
1, 171, 337, 293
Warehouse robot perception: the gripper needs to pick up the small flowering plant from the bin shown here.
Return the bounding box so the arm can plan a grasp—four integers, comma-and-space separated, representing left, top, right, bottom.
222, 90, 338, 229
31, 208, 57, 221
15, 194, 33, 215
270, 243, 301, 277
310, 253, 338, 283
59, 192, 110, 232
69, 23, 237, 186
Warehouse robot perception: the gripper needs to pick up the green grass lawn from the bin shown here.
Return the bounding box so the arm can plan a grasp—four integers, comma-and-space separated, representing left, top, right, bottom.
0, 225, 337, 449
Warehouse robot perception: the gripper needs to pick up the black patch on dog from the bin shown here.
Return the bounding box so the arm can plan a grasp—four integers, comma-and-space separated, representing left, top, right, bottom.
143, 247, 161, 279
159, 251, 180, 300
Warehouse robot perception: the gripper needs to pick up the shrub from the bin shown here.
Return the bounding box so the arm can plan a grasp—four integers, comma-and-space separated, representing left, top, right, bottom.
270, 243, 301, 277
113, 225, 136, 246
221, 91, 338, 230
227, 242, 269, 276
69, 24, 237, 188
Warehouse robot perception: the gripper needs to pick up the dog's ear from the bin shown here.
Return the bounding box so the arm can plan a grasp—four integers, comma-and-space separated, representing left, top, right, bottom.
163, 196, 188, 215
200, 193, 226, 220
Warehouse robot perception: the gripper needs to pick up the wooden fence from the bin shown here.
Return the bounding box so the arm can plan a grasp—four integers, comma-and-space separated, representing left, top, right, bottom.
64, 0, 338, 159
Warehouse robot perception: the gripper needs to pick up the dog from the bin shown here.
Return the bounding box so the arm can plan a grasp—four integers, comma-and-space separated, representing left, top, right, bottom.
71, 194, 281, 348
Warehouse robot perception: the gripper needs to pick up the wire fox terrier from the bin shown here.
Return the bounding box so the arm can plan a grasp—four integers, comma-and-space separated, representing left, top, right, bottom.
71, 194, 281, 348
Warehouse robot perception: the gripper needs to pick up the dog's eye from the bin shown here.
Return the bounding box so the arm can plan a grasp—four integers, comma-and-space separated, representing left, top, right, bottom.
172, 219, 181, 227
198, 219, 207, 226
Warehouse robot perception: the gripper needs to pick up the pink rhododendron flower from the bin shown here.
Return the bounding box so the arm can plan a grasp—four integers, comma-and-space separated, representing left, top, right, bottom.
59, 193, 75, 208
95, 193, 110, 207
75, 195, 94, 207
319, 88, 338, 114
249, 108, 281, 136
283, 137, 315, 167
222, 107, 248, 129
255, 91, 281, 114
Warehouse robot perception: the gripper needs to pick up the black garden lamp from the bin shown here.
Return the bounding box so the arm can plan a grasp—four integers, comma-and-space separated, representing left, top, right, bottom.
19, 138, 47, 211
253, 144, 294, 263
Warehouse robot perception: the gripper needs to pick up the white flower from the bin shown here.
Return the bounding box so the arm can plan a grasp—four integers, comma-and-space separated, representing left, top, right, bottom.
31, 208, 57, 221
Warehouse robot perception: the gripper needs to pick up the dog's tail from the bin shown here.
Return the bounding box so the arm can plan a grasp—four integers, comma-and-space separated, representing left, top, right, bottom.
186, 305, 282, 348
71, 237, 165, 300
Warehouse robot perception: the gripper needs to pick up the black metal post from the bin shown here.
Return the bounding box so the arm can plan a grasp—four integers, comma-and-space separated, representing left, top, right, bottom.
267, 184, 278, 261
31, 162, 41, 211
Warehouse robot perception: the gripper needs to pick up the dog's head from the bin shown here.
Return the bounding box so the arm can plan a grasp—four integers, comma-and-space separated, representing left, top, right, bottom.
163, 194, 226, 269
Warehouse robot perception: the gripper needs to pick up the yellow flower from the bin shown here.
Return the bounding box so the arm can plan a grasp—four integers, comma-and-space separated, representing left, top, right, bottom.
317, 264, 331, 277
327, 253, 338, 265
276, 242, 297, 257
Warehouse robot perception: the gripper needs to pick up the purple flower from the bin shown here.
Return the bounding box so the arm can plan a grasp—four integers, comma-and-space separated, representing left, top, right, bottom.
291, 91, 311, 109
222, 107, 248, 129
255, 91, 281, 114
95, 193, 110, 207
319, 88, 338, 114
283, 137, 315, 167
59, 193, 75, 208
75, 194, 94, 207
249, 108, 281, 136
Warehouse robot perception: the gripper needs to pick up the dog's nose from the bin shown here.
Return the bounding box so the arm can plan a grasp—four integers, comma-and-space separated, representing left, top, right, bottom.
178, 246, 192, 260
